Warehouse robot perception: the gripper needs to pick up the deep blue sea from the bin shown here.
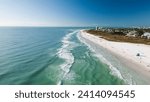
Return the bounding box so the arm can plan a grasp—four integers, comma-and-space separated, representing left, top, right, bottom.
0, 27, 125, 85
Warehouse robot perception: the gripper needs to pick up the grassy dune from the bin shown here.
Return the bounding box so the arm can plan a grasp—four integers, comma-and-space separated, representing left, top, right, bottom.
86, 30, 150, 45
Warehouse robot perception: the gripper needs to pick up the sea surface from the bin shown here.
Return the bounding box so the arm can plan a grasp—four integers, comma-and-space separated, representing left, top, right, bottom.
0, 27, 125, 85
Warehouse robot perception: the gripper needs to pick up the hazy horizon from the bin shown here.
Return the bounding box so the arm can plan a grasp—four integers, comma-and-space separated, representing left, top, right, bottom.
0, 0, 150, 27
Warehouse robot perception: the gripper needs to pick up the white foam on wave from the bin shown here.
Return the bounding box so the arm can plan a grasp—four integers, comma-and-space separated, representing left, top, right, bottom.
57, 30, 78, 85
93, 52, 123, 79
77, 32, 124, 81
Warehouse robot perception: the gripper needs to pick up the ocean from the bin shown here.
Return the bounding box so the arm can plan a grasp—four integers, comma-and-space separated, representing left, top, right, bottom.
0, 27, 124, 85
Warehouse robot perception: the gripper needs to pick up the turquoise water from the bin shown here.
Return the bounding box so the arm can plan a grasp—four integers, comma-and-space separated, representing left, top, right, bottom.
0, 27, 124, 85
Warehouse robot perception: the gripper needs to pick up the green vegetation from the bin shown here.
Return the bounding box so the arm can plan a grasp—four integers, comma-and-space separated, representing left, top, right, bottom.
86, 29, 150, 45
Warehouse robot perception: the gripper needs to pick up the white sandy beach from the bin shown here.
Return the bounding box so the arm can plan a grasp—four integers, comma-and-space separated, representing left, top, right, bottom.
79, 30, 150, 84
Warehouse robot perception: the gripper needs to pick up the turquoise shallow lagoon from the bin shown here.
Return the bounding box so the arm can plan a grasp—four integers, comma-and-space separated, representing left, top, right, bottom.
0, 27, 124, 85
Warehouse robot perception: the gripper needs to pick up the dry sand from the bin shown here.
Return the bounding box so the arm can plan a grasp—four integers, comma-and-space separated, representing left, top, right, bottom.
79, 30, 150, 84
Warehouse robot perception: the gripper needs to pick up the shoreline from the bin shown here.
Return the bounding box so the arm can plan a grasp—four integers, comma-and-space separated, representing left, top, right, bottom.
79, 30, 150, 84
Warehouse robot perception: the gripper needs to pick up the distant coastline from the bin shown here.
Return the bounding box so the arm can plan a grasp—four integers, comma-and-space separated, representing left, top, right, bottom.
86, 27, 150, 45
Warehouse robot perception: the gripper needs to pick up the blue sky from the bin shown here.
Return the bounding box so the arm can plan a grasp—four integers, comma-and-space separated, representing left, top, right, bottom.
0, 0, 150, 27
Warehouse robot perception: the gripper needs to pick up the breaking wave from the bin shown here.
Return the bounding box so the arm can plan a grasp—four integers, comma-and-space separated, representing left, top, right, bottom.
77, 32, 124, 81
57, 31, 77, 85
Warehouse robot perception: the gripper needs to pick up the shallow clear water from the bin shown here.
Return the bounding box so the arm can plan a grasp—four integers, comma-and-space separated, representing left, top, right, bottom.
0, 27, 124, 85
